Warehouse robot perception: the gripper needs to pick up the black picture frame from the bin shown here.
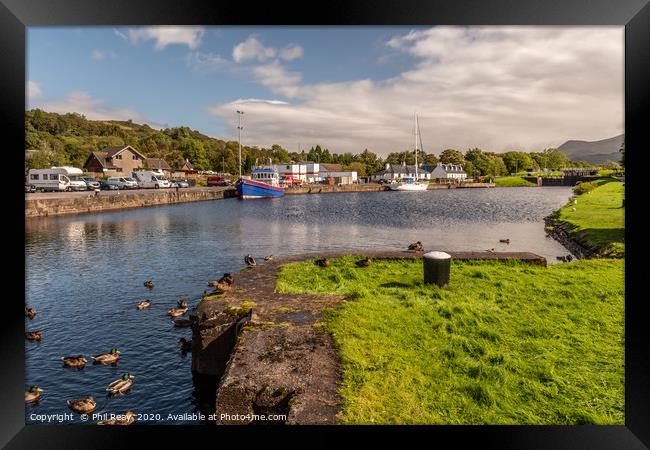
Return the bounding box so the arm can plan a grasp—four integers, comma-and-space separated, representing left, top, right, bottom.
3, 0, 648, 447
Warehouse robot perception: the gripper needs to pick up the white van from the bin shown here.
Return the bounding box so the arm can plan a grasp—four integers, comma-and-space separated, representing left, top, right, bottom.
106, 177, 139, 189
132, 170, 171, 189
27, 167, 84, 192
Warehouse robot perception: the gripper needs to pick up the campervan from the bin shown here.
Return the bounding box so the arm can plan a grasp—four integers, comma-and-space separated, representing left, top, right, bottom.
132, 170, 170, 189
27, 166, 84, 192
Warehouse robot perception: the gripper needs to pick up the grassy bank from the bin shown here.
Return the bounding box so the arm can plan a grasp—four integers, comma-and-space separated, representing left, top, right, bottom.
550, 180, 624, 257
277, 257, 624, 424
494, 176, 536, 187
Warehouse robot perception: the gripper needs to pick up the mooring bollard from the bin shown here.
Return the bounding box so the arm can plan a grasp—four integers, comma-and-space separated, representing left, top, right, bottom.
423, 251, 451, 287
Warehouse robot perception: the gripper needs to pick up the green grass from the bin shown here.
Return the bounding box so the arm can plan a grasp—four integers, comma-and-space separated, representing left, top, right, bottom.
554, 180, 624, 257
494, 176, 536, 187
277, 257, 624, 424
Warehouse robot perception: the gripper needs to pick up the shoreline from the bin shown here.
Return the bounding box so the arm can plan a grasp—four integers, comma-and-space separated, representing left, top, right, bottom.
25, 182, 495, 218
191, 250, 547, 424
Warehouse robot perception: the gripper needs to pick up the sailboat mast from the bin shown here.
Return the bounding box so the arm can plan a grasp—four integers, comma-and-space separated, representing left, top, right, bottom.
414, 113, 418, 178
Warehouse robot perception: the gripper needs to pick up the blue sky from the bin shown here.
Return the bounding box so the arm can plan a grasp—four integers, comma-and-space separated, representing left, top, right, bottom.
27, 26, 623, 155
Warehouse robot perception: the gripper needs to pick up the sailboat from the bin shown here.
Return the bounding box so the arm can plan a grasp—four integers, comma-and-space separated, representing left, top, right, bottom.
389, 113, 428, 191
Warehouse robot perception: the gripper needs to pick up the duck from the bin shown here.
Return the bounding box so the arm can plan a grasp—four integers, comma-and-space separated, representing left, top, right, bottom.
565, 254, 573, 262
486, 248, 495, 253
556, 255, 566, 262
264, 255, 274, 261
356, 257, 372, 267
220, 273, 235, 286
213, 281, 232, 293
499, 239, 510, 244
167, 308, 188, 317
61, 355, 87, 369
177, 299, 188, 309
97, 410, 136, 426
25, 308, 36, 319
408, 241, 424, 252
67, 396, 97, 414
25, 386, 43, 403
144, 280, 155, 289
92, 348, 121, 364
315, 258, 330, 267
172, 318, 192, 328
136, 299, 151, 310
25, 331, 42, 341
106, 373, 135, 395
244, 255, 257, 267
179, 337, 192, 352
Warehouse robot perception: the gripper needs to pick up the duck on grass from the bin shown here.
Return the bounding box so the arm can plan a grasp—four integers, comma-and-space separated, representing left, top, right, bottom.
276, 256, 624, 425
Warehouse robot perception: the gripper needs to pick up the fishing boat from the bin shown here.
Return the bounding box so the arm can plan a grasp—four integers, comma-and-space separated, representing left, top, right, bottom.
233, 110, 284, 199
236, 160, 285, 199
389, 113, 428, 191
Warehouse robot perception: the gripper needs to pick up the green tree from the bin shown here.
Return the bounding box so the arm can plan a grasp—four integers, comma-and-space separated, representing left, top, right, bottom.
542, 148, 570, 170
439, 149, 465, 165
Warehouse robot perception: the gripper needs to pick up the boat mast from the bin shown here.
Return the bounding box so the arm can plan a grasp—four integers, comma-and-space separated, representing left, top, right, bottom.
414, 112, 418, 179
236, 110, 244, 178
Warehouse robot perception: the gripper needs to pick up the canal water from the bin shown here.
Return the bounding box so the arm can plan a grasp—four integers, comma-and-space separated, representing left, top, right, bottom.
25, 187, 573, 425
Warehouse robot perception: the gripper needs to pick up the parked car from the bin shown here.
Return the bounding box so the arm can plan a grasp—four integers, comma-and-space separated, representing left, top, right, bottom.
207, 176, 232, 186
80, 176, 100, 190
100, 180, 119, 190
68, 175, 99, 191
171, 179, 189, 188
106, 176, 139, 189
25, 183, 36, 193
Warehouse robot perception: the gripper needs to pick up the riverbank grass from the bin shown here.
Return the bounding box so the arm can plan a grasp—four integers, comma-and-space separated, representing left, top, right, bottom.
553, 180, 624, 257
494, 176, 536, 187
277, 257, 624, 424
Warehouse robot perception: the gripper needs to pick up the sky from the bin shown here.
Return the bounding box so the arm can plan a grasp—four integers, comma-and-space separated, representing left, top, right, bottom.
27, 26, 623, 156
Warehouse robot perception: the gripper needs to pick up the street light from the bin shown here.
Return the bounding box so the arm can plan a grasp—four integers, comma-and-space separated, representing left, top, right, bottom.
236, 110, 244, 178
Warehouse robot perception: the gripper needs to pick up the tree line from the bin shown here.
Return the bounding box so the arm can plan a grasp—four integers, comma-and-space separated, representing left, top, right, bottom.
25, 109, 618, 178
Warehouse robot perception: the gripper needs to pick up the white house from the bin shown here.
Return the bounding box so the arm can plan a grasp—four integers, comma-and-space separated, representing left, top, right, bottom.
429, 163, 467, 181
370, 163, 431, 182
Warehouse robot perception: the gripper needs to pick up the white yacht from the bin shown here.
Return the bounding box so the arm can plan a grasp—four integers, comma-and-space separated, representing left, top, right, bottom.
389, 113, 428, 191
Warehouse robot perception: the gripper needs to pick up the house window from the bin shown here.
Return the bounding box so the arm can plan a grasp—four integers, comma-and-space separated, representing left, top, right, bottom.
30, 174, 39, 180
116, 168, 123, 172
133, 155, 138, 160
116, 155, 122, 160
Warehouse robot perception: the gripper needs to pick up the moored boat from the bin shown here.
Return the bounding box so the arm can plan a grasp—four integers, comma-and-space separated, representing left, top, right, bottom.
236, 162, 284, 199
389, 113, 429, 192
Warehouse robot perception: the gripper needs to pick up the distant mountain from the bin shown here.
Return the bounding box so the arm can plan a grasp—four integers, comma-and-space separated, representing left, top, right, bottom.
558, 134, 624, 165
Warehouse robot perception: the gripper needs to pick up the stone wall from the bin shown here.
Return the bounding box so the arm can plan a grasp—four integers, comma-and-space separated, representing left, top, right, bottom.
25, 188, 237, 218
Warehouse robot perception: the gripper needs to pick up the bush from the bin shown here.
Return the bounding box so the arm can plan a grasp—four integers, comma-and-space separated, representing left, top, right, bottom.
573, 182, 597, 195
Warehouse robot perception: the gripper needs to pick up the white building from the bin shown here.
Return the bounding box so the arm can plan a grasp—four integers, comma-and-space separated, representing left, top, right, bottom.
274, 161, 321, 183
370, 163, 431, 182
429, 163, 467, 181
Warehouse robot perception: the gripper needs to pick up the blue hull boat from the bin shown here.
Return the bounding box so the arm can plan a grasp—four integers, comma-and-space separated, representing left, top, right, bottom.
236, 178, 284, 199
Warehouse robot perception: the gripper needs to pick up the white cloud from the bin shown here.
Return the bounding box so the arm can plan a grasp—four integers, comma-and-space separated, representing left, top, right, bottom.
122, 26, 205, 50
252, 61, 302, 98
208, 27, 623, 155
37, 91, 167, 129
27, 81, 41, 100
279, 44, 303, 61
185, 51, 230, 71
90, 50, 116, 60
232, 35, 303, 63
232, 98, 290, 105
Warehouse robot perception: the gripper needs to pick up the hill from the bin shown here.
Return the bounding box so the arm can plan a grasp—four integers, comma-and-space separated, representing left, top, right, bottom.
558, 134, 624, 165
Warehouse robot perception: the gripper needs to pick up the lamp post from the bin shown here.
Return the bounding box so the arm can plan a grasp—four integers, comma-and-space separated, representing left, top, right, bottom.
236, 110, 244, 178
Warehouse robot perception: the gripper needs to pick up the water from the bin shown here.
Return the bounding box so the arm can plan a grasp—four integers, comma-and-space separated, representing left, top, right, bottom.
25, 187, 573, 425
